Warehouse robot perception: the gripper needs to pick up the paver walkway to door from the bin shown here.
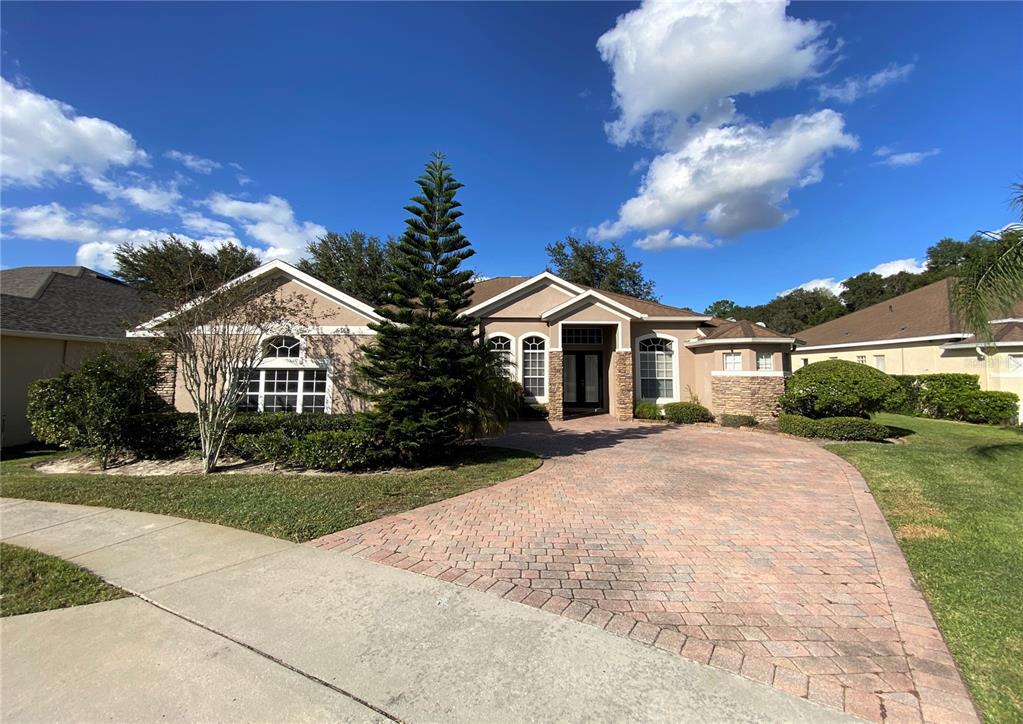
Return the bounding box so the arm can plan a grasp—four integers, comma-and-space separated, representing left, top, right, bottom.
311, 417, 977, 723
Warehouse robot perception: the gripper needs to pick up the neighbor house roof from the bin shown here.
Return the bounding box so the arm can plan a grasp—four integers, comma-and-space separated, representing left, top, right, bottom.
943, 320, 1023, 348
469, 276, 705, 319
686, 318, 800, 346
0, 266, 162, 341
797, 278, 1023, 350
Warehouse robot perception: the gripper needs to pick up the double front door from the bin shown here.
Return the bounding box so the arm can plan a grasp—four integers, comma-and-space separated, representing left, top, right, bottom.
563, 351, 603, 411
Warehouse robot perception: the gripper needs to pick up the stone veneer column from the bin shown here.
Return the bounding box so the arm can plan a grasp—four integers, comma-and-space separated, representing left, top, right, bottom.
154, 350, 177, 407
547, 350, 564, 421
711, 375, 785, 423
612, 351, 634, 421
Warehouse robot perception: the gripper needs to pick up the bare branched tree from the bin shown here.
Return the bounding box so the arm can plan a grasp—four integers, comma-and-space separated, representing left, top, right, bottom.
142, 274, 320, 473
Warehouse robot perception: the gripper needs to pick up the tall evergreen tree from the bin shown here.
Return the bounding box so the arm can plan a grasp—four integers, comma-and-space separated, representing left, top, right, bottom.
358, 153, 478, 464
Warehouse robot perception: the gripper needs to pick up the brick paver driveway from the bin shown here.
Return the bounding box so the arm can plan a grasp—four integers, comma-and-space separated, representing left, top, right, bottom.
311, 417, 976, 723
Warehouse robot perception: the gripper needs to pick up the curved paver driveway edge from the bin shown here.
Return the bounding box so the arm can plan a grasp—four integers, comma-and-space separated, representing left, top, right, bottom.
311, 417, 979, 723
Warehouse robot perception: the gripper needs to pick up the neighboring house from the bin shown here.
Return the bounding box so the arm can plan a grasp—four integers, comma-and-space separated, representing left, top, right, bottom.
129, 260, 800, 422
796, 278, 1023, 415
0, 266, 162, 447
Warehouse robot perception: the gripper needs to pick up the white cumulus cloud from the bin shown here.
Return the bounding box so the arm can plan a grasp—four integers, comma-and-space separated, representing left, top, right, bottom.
205, 193, 326, 262
597, 0, 830, 146
818, 62, 914, 103
591, 110, 857, 241
873, 145, 941, 168
165, 150, 221, 174
85, 174, 182, 213
780, 257, 928, 296
590, 0, 857, 250
4, 202, 246, 271
633, 230, 716, 250
0, 77, 146, 187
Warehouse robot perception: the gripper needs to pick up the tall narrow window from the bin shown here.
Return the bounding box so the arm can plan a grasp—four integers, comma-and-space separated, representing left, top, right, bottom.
638, 337, 674, 399
521, 336, 546, 398
756, 351, 773, 371
723, 352, 742, 371
874, 354, 886, 371
487, 336, 514, 376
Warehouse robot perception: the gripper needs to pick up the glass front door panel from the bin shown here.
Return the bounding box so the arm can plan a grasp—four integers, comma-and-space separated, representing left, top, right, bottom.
564, 354, 578, 403
584, 354, 599, 403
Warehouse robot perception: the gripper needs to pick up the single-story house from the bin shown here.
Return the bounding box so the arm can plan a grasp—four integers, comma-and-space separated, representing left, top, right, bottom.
796, 278, 1023, 416
0, 266, 162, 446
129, 260, 801, 422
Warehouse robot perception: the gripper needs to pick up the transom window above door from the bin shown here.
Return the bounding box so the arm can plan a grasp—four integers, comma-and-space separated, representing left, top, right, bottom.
265, 335, 301, 358
562, 327, 602, 345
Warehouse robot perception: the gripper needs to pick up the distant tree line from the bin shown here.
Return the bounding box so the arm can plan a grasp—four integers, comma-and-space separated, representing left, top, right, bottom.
704, 233, 1007, 334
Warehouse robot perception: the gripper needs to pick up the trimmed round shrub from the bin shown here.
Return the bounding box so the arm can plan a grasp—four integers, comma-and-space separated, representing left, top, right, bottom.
233, 430, 294, 470
814, 417, 891, 441
960, 390, 1019, 425
779, 360, 902, 419
884, 375, 919, 415
291, 426, 386, 471
719, 414, 757, 428
916, 373, 981, 419
662, 402, 714, 424
778, 414, 819, 438
633, 401, 661, 420
126, 412, 200, 458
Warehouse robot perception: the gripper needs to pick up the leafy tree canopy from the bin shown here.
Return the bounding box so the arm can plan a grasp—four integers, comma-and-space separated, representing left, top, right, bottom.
297, 230, 399, 307
703, 288, 844, 335
546, 237, 657, 301
113, 236, 260, 304
704, 299, 739, 319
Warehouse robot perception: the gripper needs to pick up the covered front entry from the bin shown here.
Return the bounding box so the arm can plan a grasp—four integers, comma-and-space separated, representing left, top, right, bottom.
563, 351, 604, 413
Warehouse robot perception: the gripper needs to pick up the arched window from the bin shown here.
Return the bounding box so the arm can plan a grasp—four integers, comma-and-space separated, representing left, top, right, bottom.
521, 336, 546, 398
487, 335, 515, 377
638, 337, 674, 400
265, 336, 300, 359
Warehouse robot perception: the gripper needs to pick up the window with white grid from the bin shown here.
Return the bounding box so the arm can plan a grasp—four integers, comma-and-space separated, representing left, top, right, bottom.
521, 336, 546, 397
638, 337, 674, 399
487, 336, 515, 377
856, 355, 867, 364
237, 368, 328, 413
756, 351, 774, 371
723, 352, 742, 371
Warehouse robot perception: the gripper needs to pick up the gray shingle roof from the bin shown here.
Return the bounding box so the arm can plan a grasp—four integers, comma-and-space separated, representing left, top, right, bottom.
1, 266, 163, 339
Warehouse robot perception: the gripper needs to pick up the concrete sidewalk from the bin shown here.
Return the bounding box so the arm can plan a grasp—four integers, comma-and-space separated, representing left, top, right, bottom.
1, 498, 855, 723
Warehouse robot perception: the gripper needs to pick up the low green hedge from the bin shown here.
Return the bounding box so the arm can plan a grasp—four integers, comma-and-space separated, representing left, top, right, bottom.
778, 414, 820, 438
290, 428, 384, 471
633, 401, 661, 420
882, 373, 1019, 425
662, 402, 714, 424
778, 414, 890, 441
719, 414, 757, 428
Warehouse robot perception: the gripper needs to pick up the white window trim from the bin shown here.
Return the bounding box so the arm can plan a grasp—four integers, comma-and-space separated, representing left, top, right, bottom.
756, 351, 774, 371
634, 333, 680, 404
485, 332, 518, 378
711, 370, 787, 378
722, 351, 743, 372
238, 366, 333, 414
519, 332, 550, 403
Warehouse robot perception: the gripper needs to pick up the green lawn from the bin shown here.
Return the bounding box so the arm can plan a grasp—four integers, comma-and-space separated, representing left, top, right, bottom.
1, 543, 127, 617
0, 446, 540, 542
827, 414, 1022, 723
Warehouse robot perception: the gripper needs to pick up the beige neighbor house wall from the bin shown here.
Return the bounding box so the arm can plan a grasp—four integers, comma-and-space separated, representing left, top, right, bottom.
797, 341, 1023, 417
0, 334, 115, 446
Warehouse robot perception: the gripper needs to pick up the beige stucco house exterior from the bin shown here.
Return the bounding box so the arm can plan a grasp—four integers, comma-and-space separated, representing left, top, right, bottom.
796, 278, 1023, 416
131, 260, 801, 422
1, 266, 160, 446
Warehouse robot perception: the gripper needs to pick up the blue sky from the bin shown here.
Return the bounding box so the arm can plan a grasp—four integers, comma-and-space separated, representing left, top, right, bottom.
1, 1, 1020, 311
